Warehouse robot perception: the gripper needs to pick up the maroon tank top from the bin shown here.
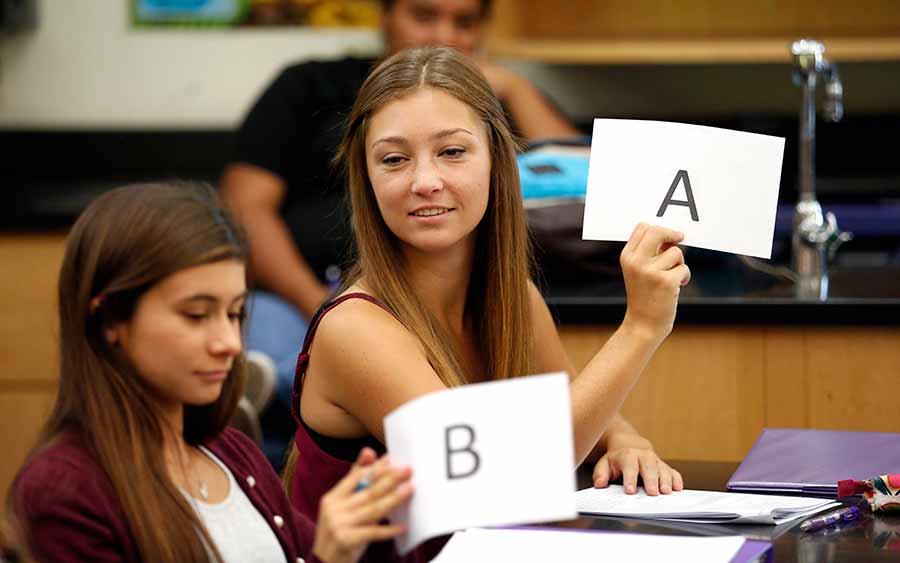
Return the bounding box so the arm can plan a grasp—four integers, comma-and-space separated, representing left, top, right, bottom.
289, 292, 447, 562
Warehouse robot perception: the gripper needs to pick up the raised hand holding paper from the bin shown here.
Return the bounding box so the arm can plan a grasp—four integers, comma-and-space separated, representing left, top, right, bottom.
383, 373, 577, 554
582, 119, 785, 258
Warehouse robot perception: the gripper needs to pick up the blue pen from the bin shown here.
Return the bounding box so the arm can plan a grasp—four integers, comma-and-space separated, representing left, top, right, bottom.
354, 472, 374, 493
800, 506, 861, 532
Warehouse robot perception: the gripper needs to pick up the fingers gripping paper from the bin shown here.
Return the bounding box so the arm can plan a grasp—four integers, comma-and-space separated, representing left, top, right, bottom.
383, 373, 577, 554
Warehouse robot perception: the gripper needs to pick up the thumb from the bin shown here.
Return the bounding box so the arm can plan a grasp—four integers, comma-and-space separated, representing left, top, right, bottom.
354, 447, 378, 467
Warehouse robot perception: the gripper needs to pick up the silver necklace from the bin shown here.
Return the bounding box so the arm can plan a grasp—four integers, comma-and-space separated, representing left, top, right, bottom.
195, 447, 209, 500
190, 446, 209, 501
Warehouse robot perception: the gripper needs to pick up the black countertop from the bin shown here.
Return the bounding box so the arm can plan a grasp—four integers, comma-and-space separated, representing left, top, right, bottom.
547, 293, 900, 326
4, 115, 900, 228
539, 249, 900, 325
4, 126, 900, 325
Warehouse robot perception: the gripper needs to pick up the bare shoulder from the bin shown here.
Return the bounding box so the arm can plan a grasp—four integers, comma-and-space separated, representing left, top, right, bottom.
526, 280, 554, 327
310, 289, 436, 385
314, 291, 418, 353
526, 279, 545, 305
306, 288, 446, 439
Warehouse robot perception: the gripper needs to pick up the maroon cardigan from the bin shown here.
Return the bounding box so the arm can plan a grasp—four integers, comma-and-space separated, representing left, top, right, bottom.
12, 427, 321, 563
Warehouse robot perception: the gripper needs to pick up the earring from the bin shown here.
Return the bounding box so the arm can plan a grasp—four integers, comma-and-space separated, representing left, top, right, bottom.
103, 327, 120, 347
89, 295, 105, 315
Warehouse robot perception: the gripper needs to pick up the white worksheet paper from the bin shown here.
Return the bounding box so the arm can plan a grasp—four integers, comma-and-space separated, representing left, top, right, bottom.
432, 527, 746, 563
582, 118, 785, 258
384, 373, 577, 554
576, 485, 840, 524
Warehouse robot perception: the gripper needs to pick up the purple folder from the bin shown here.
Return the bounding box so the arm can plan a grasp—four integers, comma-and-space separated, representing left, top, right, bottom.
727, 428, 900, 495
733, 539, 774, 563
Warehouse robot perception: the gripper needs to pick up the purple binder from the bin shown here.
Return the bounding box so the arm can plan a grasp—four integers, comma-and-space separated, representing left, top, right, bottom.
733, 539, 774, 563
727, 428, 900, 495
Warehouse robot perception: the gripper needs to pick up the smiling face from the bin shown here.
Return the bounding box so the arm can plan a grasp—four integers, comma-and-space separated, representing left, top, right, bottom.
108, 259, 247, 411
365, 86, 491, 259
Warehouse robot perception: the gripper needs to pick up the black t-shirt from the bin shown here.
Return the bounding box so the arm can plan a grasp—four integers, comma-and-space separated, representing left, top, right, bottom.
233, 57, 375, 282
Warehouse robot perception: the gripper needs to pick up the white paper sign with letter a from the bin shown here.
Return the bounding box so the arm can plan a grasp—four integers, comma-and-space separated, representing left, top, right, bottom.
383, 372, 576, 554
582, 118, 785, 259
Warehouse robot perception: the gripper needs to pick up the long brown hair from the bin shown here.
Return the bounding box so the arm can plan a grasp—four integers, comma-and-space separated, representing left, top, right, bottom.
285, 46, 535, 484
13, 182, 248, 563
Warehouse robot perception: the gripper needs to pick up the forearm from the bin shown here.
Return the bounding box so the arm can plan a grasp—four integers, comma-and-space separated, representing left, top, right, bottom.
499, 74, 581, 141
242, 208, 330, 318
569, 322, 663, 465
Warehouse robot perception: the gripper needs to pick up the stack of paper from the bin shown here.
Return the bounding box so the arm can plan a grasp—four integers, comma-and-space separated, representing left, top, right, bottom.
432, 527, 748, 563
576, 485, 840, 525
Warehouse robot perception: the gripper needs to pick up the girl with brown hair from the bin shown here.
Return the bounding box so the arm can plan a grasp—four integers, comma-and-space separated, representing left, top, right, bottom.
9, 182, 413, 563
285, 47, 691, 561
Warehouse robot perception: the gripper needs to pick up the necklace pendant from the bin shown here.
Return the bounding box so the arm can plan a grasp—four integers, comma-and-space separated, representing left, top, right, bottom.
198, 480, 209, 500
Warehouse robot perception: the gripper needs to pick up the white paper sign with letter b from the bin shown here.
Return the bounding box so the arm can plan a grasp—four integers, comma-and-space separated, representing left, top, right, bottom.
383, 372, 576, 554
582, 118, 785, 259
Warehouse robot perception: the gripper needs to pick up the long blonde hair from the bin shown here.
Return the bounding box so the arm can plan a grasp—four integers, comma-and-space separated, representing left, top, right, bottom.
11, 182, 247, 563
284, 45, 535, 489
339, 46, 534, 386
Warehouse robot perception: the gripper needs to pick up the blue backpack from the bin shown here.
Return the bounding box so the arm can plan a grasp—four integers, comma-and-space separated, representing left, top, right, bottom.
517, 140, 623, 277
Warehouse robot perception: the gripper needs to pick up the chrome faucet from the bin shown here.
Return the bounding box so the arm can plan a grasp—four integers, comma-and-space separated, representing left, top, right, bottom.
790, 39, 852, 300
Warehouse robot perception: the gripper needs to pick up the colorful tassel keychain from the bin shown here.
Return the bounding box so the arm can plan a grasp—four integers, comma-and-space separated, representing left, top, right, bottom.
838, 474, 900, 513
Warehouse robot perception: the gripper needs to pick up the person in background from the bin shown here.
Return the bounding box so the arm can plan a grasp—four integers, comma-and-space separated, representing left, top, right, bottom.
284, 46, 687, 562
220, 0, 580, 466
8, 182, 412, 563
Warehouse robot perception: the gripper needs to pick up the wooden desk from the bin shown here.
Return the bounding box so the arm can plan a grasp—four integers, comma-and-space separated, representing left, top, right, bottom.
0, 234, 63, 507
548, 266, 900, 463
569, 460, 900, 562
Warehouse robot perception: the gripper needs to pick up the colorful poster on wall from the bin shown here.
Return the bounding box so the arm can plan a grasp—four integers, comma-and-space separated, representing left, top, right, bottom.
132, 0, 380, 27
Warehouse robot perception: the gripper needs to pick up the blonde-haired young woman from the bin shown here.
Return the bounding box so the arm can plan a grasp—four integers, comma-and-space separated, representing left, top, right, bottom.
286, 47, 691, 562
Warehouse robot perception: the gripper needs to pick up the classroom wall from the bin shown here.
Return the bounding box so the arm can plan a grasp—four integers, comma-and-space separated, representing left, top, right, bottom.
4, 2, 899, 131
0, 0, 381, 129
506, 60, 900, 123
